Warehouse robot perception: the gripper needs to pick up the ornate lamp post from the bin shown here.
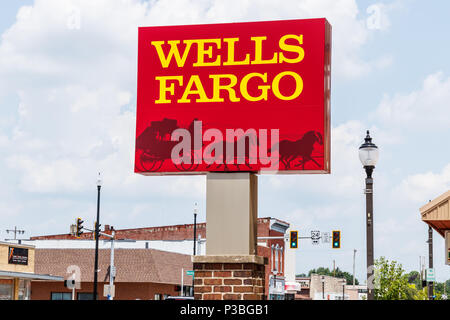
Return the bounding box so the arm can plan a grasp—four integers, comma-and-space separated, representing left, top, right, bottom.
359, 130, 379, 300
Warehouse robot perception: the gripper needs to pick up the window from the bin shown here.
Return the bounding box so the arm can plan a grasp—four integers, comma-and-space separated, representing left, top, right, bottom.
0, 280, 13, 300
18, 279, 31, 300
280, 247, 284, 274
154, 293, 162, 300
77, 292, 97, 300
51, 292, 72, 300
274, 245, 279, 274
271, 245, 274, 272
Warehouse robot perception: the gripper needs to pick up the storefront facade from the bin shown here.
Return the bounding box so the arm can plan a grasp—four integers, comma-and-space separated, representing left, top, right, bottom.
0, 241, 62, 300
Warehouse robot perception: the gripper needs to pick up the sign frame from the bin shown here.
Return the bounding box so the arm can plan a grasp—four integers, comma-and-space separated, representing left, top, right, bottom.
135, 18, 331, 176
8, 247, 28, 266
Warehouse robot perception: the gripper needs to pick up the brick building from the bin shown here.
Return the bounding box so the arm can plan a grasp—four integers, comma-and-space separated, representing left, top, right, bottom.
32, 248, 193, 300
30, 217, 289, 300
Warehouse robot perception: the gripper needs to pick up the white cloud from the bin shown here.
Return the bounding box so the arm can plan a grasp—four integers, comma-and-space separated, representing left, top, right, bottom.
0, 0, 392, 200
374, 71, 450, 130
395, 164, 450, 204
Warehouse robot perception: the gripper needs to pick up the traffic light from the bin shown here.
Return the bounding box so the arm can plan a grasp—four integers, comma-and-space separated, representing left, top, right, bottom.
332, 230, 341, 249
290, 231, 298, 249
76, 218, 84, 237
93, 221, 101, 240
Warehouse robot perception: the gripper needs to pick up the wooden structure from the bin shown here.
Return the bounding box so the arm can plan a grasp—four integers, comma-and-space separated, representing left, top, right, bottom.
420, 190, 450, 237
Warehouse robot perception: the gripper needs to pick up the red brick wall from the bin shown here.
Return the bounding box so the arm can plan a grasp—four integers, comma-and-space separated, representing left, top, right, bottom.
30, 223, 207, 241
193, 262, 265, 300
30, 218, 281, 242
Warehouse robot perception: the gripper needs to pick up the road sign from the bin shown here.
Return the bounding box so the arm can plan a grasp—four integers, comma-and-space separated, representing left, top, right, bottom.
322, 232, 330, 243
311, 231, 320, 245
186, 270, 195, 276
103, 284, 115, 298
311, 230, 320, 240
426, 268, 435, 282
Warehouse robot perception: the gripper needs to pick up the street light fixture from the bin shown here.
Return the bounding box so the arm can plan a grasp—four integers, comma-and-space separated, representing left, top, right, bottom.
359, 130, 379, 301
93, 172, 102, 301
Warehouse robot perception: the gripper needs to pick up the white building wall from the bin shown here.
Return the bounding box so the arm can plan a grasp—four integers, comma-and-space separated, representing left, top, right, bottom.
16, 239, 206, 255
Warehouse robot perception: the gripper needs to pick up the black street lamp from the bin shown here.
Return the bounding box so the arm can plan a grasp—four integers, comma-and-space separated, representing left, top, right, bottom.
359, 130, 379, 301
192, 202, 198, 297
93, 173, 102, 301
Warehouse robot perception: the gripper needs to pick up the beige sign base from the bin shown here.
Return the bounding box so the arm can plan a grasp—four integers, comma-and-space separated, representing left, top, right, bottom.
193, 172, 266, 300
206, 172, 258, 255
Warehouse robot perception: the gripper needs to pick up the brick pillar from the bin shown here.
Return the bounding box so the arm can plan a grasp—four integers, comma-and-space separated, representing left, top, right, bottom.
193, 255, 266, 300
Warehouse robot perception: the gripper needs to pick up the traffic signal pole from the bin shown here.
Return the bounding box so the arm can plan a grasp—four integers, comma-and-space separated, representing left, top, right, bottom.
428, 226, 434, 300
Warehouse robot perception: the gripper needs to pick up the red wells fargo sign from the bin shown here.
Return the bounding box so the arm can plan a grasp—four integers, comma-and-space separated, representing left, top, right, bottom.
135, 18, 331, 174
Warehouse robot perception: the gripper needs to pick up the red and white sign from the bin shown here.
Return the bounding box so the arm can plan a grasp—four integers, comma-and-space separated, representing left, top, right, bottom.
135, 18, 331, 174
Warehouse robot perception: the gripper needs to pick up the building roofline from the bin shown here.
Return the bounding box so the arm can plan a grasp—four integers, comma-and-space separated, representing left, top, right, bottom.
0, 271, 63, 281
31, 217, 290, 239
0, 241, 35, 249
420, 190, 450, 214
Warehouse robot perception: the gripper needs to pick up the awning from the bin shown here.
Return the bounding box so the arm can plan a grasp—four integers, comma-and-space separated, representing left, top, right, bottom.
420, 190, 450, 237
0, 270, 63, 281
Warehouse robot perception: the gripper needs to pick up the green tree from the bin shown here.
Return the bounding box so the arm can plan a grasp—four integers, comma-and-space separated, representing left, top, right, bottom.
374, 257, 411, 300
434, 279, 450, 296
406, 270, 422, 290
307, 267, 359, 285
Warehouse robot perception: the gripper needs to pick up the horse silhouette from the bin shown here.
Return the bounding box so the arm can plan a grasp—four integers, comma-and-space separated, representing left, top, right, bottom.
269, 131, 323, 169
205, 134, 258, 171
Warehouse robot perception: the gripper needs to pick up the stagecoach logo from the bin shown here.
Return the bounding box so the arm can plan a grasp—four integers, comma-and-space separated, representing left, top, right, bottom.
136, 119, 324, 172
8, 247, 28, 265
135, 19, 331, 174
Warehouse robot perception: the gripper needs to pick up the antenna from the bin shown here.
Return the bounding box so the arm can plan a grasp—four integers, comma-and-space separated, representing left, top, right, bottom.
5, 226, 26, 241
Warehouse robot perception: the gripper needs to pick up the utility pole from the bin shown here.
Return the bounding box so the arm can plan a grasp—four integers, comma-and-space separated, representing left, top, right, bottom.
419, 256, 423, 289
181, 268, 184, 297
109, 229, 115, 300
353, 249, 357, 287
428, 225, 434, 300
333, 260, 335, 277
5, 227, 25, 241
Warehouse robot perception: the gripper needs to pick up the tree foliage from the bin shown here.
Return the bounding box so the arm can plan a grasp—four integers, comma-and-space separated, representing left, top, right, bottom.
304, 267, 359, 285
374, 257, 411, 300
298, 259, 449, 300
374, 257, 450, 300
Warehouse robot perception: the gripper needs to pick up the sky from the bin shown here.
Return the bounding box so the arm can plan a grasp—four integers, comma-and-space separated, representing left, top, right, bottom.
0, 0, 449, 283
